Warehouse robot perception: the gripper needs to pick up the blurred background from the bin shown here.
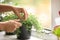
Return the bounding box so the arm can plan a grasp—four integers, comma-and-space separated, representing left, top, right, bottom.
0, 0, 51, 29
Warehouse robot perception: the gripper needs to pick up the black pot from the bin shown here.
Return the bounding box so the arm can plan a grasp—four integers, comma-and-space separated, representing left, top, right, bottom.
5, 32, 16, 35
17, 24, 32, 40
0, 15, 3, 22
0, 30, 3, 32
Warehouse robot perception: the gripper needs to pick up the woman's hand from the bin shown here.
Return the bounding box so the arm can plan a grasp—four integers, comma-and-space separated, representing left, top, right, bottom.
5, 20, 22, 32
0, 20, 22, 33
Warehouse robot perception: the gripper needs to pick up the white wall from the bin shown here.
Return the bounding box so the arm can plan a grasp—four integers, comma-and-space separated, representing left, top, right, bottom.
51, 0, 60, 28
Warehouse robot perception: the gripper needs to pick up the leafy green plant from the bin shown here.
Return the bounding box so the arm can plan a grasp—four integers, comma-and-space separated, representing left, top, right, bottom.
2, 13, 42, 33
22, 14, 42, 32
2, 13, 18, 21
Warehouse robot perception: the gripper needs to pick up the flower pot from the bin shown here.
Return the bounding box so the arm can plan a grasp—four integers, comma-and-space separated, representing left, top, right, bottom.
5, 31, 16, 35
0, 30, 3, 32
5, 32, 15, 35
17, 24, 32, 40
0, 15, 3, 22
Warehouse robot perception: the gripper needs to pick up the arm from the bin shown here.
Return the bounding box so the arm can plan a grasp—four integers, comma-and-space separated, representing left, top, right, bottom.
0, 20, 22, 32
0, 5, 28, 21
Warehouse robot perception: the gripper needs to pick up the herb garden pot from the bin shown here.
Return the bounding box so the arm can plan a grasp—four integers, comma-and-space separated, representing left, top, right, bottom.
17, 24, 32, 40
5, 32, 15, 35
5, 30, 16, 35
0, 15, 3, 21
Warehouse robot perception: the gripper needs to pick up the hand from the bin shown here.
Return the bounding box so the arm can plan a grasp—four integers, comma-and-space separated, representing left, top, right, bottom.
0, 20, 22, 33
5, 20, 22, 33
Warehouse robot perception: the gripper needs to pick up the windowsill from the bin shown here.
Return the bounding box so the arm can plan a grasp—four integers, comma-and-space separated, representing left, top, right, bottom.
0, 31, 43, 40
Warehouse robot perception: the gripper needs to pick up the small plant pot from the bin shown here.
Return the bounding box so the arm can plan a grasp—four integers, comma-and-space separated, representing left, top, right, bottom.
0, 15, 3, 22
17, 25, 32, 40
0, 30, 3, 32
5, 32, 16, 35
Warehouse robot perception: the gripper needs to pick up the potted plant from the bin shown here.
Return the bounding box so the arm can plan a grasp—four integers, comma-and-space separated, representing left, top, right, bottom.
16, 14, 42, 40
2, 13, 42, 40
